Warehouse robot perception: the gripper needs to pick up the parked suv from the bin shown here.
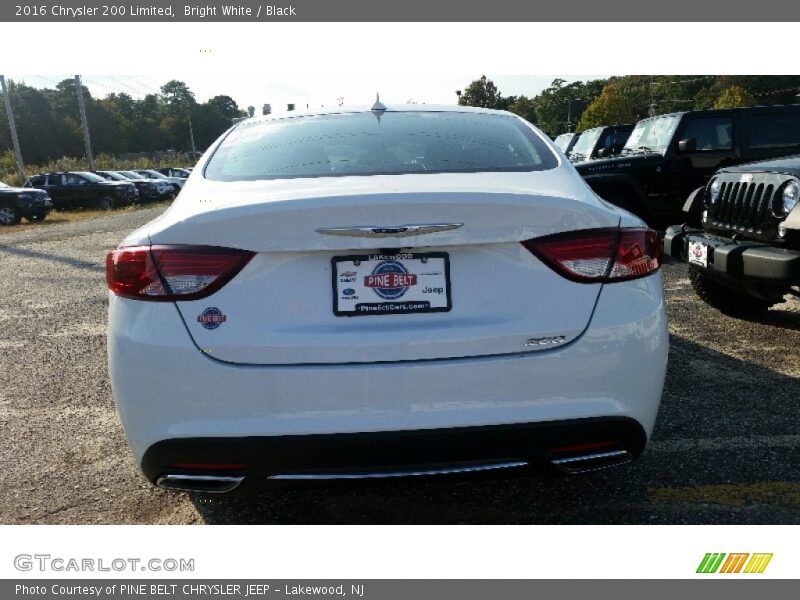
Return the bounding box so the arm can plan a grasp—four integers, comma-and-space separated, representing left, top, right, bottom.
0, 181, 52, 225
567, 124, 634, 163
575, 104, 800, 226
154, 167, 191, 179
133, 170, 185, 193
664, 155, 800, 316
25, 171, 138, 210
96, 170, 174, 202
553, 132, 580, 155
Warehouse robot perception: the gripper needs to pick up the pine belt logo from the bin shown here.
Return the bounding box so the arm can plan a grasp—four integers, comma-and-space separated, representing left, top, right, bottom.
197, 307, 226, 330
364, 260, 418, 299
696, 553, 773, 574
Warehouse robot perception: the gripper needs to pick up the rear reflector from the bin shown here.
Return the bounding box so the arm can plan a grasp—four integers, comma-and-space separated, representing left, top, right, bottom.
106, 245, 255, 301
522, 228, 661, 283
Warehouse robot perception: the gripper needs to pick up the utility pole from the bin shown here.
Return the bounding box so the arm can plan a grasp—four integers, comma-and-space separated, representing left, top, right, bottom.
187, 109, 196, 154
0, 75, 26, 182
74, 75, 95, 171
648, 79, 657, 117
566, 100, 573, 133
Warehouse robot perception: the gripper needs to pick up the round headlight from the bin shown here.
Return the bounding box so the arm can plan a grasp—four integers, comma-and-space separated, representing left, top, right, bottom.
783, 180, 799, 215
709, 178, 721, 204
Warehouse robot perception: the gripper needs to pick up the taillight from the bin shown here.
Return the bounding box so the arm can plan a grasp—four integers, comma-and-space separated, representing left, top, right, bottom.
106, 245, 255, 301
522, 228, 661, 283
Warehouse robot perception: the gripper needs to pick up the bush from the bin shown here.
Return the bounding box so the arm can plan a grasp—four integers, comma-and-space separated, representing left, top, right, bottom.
0, 151, 195, 187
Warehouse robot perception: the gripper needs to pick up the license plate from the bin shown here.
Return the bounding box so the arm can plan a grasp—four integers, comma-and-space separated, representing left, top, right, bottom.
332, 252, 451, 316
688, 240, 708, 268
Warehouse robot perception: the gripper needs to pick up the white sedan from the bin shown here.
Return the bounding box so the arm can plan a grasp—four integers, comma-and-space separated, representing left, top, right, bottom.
107, 105, 668, 494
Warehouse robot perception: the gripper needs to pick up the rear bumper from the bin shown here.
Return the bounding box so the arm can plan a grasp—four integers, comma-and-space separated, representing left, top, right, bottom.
664, 225, 800, 284
109, 273, 668, 484
142, 417, 646, 493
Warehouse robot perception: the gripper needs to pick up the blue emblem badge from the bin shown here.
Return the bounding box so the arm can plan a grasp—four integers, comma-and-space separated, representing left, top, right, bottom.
197, 307, 226, 330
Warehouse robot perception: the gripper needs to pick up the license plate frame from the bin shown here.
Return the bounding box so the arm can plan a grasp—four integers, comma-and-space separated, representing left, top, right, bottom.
688, 240, 708, 268
332, 251, 452, 317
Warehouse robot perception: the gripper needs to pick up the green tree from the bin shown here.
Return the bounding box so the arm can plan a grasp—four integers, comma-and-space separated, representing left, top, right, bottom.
576, 82, 637, 131
0, 81, 68, 164
506, 95, 536, 123
193, 95, 244, 148
532, 78, 607, 136
458, 76, 504, 109
160, 80, 196, 109
713, 85, 756, 109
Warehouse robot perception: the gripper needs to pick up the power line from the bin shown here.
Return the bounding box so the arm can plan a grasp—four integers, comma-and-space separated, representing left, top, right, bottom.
107, 75, 152, 96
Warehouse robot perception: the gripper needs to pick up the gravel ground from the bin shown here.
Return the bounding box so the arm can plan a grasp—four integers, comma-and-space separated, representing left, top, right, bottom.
1, 206, 799, 524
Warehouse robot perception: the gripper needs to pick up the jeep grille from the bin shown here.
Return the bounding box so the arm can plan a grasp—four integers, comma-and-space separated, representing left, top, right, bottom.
708, 180, 775, 233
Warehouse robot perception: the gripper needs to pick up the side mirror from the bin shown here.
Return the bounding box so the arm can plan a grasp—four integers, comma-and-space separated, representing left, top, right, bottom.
596, 148, 609, 158
678, 138, 697, 153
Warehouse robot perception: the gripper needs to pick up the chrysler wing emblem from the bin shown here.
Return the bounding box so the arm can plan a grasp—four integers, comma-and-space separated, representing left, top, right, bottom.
316, 223, 463, 238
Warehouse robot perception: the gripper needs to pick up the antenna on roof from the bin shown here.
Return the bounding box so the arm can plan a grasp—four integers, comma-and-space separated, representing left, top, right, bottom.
371, 93, 387, 122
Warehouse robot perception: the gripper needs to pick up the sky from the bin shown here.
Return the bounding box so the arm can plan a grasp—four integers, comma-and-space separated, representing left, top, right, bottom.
10, 74, 609, 114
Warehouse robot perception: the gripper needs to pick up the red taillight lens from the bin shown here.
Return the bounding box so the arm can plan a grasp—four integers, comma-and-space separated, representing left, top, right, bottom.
106, 245, 255, 301
522, 227, 661, 283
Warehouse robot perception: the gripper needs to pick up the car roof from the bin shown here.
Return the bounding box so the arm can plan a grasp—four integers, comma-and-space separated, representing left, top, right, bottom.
638, 103, 800, 124
636, 112, 687, 122
236, 104, 518, 127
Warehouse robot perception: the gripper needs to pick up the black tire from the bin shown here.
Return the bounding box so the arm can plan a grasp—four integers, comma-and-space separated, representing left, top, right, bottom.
689, 269, 777, 316
97, 196, 114, 210
0, 203, 21, 226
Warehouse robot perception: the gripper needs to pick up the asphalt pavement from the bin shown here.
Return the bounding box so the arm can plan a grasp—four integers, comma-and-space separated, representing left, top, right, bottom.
1, 206, 799, 524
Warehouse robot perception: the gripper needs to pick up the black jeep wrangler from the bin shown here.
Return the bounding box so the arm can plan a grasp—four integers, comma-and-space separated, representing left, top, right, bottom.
575, 104, 800, 227
0, 181, 52, 225
24, 171, 138, 210
664, 155, 800, 315
567, 123, 634, 163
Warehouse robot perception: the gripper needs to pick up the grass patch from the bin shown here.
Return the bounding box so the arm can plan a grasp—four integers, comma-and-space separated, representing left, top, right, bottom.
0, 201, 172, 235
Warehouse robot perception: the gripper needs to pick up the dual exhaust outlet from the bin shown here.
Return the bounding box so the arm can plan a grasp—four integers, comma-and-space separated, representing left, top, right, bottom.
154, 450, 633, 494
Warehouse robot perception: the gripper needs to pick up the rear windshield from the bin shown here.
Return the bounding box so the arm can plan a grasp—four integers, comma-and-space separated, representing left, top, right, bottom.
204, 111, 558, 181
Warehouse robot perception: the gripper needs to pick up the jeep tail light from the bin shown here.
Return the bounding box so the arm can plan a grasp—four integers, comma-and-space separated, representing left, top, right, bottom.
106, 245, 255, 301
522, 228, 661, 283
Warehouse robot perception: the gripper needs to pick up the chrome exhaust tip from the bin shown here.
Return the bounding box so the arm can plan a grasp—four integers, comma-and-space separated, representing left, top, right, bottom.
155, 474, 244, 494
550, 449, 632, 474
